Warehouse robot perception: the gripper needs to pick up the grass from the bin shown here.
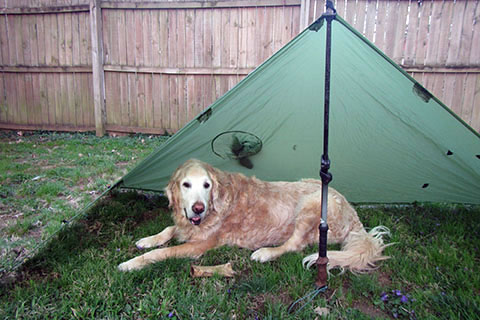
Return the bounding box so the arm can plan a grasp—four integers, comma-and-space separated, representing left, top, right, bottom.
1, 131, 479, 319
0, 131, 169, 271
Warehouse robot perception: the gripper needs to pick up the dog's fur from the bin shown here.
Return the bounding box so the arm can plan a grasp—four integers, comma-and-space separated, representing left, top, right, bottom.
118, 159, 390, 272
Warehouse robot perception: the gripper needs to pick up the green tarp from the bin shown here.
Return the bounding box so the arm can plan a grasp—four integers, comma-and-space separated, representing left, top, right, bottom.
118, 15, 480, 204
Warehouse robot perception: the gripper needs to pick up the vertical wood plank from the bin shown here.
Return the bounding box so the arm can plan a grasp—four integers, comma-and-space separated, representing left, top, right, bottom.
108, 10, 119, 65
135, 9, 144, 66
272, 6, 283, 53
6, 15, 16, 65
392, 1, 409, 64
415, 0, 432, 67
186, 75, 196, 119
403, 0, 420, 66
177, 9, 186, 68
5, 73, 17, 123
90, 0, 106, 136
168, 9, 178, 67
203, 8, 213, 68
127, 73, 138, 127
145, 73, 154, 128
136, 73, 146, 128
24, 74, 35, 125
58, 12, 66, 65
436, 0, 454, 65
0, 74, 6, 123
116, 10, 127, 66
469, 2, 480, 65
425, 0, 443, 66
185, 9, 195, 68
151, 74, 162, 129
363, 0, 376, 43
0, 16, 9, 65
125, 10, 136, 66
119, 72, 129, 127
160, 74, 170, 131
446, 1, 467, 66
169, 75, 178, 131
246, 7, 256, 68
143, 10, 153, 67
71, 12, 80, 66
457, 1, 477, 66
262, 6, 273, 61
446, 1, 467, 65
72, 73, 83, 127
159, 10, 169, 67
353, 0, 366, 35
151, 9, 161, 67
79, 11, 90, 65
65, 13, 73, 66
471, 74, 480, 132
221, 9, 231, 67
374, 0, 388, 51
451, 73, 466, 116
461, 73, 477, 126
194, 9, 204, 68
230, 7, 239, 68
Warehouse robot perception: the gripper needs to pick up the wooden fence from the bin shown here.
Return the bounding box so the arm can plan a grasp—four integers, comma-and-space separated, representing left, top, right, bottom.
0, 0, 479, 136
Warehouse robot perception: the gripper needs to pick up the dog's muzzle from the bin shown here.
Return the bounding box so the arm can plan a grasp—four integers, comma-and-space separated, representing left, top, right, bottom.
184, 202, 205, 226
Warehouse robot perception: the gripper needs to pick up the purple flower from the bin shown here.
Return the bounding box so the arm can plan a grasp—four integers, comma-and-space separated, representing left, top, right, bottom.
168, 311, 174, 318
381, 292, 388, 302
394, 289, 402, 296
401, 295, 409, 303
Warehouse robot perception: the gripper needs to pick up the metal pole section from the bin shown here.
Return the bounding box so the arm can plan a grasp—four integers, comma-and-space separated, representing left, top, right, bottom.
315, 0, 336, 289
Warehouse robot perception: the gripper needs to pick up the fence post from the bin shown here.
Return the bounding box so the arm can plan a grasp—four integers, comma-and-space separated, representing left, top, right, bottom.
89, 0, 106, 136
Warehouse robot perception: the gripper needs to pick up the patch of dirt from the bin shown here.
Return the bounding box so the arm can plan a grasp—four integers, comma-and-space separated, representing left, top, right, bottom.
352, 299, 392, 319
249, 290, 292, 316
378, 270, 393, 287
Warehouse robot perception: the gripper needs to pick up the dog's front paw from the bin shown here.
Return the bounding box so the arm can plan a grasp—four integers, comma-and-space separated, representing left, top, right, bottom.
118, 257, 144, 272
135, 236, 157, 249
251, 248, 277, 263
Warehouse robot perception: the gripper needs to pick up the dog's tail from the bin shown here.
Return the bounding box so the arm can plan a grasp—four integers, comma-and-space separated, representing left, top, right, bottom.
302, 226, 391, 273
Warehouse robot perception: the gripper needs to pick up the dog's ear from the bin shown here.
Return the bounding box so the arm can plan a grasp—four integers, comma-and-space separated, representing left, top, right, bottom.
205, 164, 226, 213
165, 177, 180, 210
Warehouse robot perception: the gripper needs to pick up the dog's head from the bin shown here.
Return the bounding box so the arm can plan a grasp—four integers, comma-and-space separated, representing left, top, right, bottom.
166, 159, 217, 226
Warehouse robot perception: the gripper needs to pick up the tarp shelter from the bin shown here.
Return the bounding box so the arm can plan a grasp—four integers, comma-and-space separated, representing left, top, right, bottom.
117, 15, 480, 204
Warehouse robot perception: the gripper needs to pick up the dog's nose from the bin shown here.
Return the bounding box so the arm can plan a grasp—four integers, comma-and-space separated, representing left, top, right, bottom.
192, 202, 205, 214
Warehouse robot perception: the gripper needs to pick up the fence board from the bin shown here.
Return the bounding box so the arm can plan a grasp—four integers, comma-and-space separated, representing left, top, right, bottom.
472, 74, 480, 132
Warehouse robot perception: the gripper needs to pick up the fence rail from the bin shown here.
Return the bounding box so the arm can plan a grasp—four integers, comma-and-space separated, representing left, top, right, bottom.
0, 0, 479, 135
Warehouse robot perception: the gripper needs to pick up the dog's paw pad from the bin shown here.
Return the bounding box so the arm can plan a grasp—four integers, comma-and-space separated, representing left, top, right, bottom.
251, 248, 276, 263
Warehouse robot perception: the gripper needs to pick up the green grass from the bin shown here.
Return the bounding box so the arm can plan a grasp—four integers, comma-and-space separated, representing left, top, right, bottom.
1, 132, 479, 319
0, 131, 169, 271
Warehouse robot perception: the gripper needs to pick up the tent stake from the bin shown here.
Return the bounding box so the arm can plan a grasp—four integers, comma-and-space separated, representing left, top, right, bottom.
315, 0, 336, 290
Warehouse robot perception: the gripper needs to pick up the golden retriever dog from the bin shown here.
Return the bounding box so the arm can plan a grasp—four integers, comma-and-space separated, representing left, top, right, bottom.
118, 159, 389, 272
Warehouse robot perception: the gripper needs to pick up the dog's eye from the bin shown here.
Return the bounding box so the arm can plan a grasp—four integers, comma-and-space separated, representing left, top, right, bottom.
182, 182, 191, 188
203, 182, 211, 189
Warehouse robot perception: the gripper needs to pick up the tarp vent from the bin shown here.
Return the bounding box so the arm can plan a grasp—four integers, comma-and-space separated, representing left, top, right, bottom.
197, 108, 212, 123
211, 131, 262, 169
413, 83, 432, 103
422, 183, 430, 189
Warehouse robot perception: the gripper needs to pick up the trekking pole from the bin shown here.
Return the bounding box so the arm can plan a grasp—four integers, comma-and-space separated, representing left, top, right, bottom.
315, 0, 336, 289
